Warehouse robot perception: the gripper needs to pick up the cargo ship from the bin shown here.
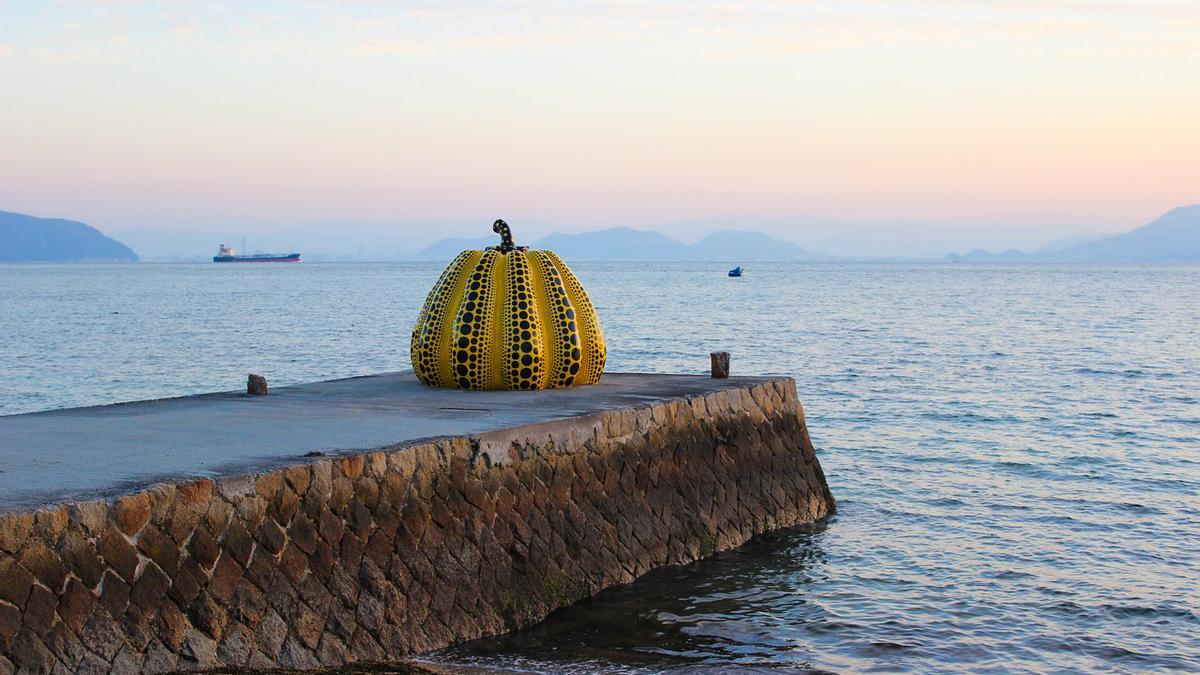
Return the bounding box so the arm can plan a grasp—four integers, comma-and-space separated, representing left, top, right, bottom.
212, 244, 301, 263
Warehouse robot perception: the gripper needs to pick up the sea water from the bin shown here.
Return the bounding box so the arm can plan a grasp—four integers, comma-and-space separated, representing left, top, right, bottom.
2, 262, 1197, 672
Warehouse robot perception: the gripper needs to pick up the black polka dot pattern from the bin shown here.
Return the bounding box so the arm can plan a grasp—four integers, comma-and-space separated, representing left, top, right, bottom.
502, 250, 544, 390
411, 250, 478, 387
532, 251, 584, 387
410, 225, 605, 390
544, 251, 606, 384
451, 250, 500, 390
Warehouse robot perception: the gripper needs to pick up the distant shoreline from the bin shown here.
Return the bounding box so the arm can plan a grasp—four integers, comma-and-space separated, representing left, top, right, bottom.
4, 259, 1200, 267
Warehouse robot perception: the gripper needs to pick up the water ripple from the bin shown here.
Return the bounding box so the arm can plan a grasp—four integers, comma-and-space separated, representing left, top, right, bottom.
4, 262, 1199, 673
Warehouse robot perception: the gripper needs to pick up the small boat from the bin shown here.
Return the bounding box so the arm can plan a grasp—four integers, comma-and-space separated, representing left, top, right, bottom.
728, 266, 743, 277
213, 244, 301, 263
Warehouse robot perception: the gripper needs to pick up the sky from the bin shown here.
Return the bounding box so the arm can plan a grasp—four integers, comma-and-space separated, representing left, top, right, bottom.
1, 1, 1198, 257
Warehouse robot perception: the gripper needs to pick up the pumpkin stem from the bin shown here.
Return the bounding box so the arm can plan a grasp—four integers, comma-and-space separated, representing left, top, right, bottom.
492, 219, 517, 252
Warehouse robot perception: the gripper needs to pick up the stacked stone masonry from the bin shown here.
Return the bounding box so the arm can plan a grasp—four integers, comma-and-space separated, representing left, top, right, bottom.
0, 379, 834, 673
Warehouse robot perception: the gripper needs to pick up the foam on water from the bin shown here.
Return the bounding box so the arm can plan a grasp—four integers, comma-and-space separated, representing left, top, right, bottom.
2, 261, 1198, 672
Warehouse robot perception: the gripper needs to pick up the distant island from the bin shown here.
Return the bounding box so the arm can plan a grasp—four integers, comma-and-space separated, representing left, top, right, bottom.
946, 205, 1200, 264
0, 211, 139, 262
414, 227, 823, 262
6, 204, 1198, 264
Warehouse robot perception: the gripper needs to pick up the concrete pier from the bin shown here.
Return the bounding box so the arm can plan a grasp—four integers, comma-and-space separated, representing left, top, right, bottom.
0, 372, 834, 673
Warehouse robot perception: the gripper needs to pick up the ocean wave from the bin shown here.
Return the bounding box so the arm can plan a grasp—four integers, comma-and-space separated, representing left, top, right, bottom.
9, 262, 1200, 673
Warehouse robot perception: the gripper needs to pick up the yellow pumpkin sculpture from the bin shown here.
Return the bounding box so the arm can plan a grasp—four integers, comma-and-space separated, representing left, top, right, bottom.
411, 220, 606, 390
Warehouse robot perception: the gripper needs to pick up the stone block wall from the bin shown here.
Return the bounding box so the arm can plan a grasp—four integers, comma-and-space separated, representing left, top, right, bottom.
0, 378, 834, 673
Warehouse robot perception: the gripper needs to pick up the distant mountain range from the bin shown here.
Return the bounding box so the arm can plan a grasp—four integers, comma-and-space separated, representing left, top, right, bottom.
412, 236, 499, 261
4, 204, 1198, 264
1034, 233, 1116, 254
946, 205, 1200, 263
414, 227, 823, 261
0, 211, 138, 262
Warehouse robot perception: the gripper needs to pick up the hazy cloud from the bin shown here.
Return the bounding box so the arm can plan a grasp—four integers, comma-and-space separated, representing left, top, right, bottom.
2, 0, 1196, 246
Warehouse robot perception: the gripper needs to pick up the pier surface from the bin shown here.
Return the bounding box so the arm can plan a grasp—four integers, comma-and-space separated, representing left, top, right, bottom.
0, 372, 833, 674
0, 372, 774, 511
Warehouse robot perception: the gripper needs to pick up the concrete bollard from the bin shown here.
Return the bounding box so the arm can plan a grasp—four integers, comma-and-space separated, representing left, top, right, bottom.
248, 374, 268, 395
710, 352, 730, 378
